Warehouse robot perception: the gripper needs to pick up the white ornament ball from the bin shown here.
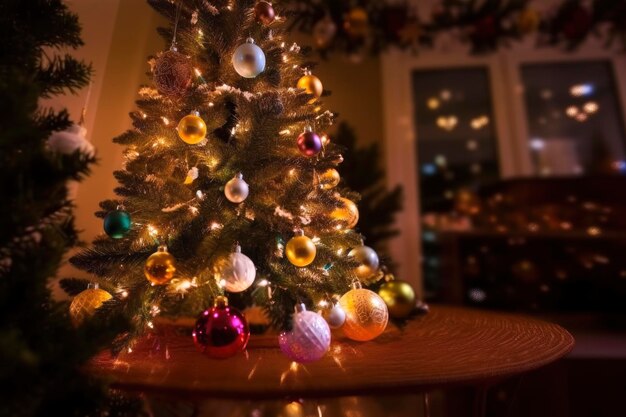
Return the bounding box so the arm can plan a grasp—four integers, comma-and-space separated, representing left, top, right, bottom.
323, 303, 346, 329
217, 245, 256, 293
225, 173, 249, 203
348, 245, 380, 280
279, 305, 331, 363
47, 123, 95, 157
232, 38, 266, 78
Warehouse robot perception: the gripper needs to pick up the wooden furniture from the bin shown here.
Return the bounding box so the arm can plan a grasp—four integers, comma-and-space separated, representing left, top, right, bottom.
90, 306, 573, 416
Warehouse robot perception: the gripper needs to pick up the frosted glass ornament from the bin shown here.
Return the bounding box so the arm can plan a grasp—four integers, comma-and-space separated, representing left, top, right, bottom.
217, 245, 256, 293
224, 173, 249, 203
232, 38, 266, 78
279, 305, 331, 363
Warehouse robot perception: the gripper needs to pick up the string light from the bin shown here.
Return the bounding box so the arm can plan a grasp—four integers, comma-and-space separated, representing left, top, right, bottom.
147, 224, 159, 237
161, 116, 170, 126
257, 279, 269, 287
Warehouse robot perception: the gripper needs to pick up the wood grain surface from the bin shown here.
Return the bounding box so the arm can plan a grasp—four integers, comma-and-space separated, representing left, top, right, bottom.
88, 306, 574, 400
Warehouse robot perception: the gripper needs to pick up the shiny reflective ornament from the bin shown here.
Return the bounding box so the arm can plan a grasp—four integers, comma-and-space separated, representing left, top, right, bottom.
232, 38, 266, 78
313, 15, 337, 48
339, 287, 388, 341
297, 73, 323, 103
193, 296, 250, 359
144, 245, 176, 285
279, 304, 331, 363
224, 172, 249, 203
331, 197, 359, 228
285, 234, 316, 267
103, 209, 131, 239
254, 1, 275, 26
321, 302, 346, 329
297, 127, 322, 157
153, 48, 193, 97
344, 7, 369, 39
348, 245, 379, 280
47, 123, 95, 156
318, 168, 340, 190
216, 245, 256, 292
378, 279, 416, 319
69, 285, 112, 326
177, 111, 207, 144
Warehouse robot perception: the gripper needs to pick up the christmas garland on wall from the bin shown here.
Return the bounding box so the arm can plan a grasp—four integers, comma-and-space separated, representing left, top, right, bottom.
279, 0, 626, 57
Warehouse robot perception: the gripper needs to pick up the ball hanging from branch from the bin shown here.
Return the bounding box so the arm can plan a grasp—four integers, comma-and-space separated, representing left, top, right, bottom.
339, 287, 388, 341
216, 245, 256, 293
344, 7, 369, 40
297, 73, 323, 103
69, 285, 112, 326
232, 38, 266, 78
47, 123, 95, 156
254, 1, 275, 26
297, 126, 322, 157
313, 15, 337, 49
285, 234, 316, 267
279, 304, 331, 363
177, 111, 207, 144
145, 245, 176, 285
153, 48, 193, 97
378, 277, 416, 319
193, 296, 250, 359
331, 197, 359, 229
103, 208, 131, 239
321, 301, 346, 329
348, 245, 380, 280
318, 168, 340, 190
224, 173, 249, 203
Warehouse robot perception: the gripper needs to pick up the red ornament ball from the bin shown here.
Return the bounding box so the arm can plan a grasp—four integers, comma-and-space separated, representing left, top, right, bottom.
254, 1, 276, 26
153, 49, 193, 97
297, 130, 322, 157
192, 297, 250, 359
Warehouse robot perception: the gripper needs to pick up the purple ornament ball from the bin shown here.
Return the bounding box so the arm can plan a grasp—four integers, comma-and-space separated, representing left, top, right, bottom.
297, 131, 322, 157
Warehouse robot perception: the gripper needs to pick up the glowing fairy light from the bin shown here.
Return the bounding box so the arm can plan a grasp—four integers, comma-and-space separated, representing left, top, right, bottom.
279, 129, 291, 135
288, 168, 296, 176
161, 116, 170, 125
147, 224, 159, 237
189, 206, 199, 215
312, 236, 321, 243
210, 221, 224, 230
318, 300, 329, 308
140, 112, 147, 119
196, 190, 205, 200
208, 102, 214, 107
147, 321, 154, 329
336, 248, 344, 256
128, 347, 133, 353
194, 68, 202, 77
257, 279, 269, 287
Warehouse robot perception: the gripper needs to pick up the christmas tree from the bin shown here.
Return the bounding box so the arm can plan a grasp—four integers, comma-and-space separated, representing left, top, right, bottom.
68, 0, 411, 363
0, 1, 132, 415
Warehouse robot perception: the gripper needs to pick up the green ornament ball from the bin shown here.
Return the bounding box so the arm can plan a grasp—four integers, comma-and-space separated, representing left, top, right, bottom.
104, 210, 131, 239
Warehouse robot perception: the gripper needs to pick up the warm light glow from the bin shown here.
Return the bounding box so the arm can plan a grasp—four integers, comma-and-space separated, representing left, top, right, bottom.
257, 279, 269, 287
279, 129, 291, 136
570, 83, 594, 97
470, 115, 489, 130
583, 101, 599, 114
196, 190, 205, 200
209, 221, 224, 230
436, 115, 458, 131
147, 321, 154, 329
194, 68, 202, 77
440, 89, 452, 101
318, 300, 329, 308
288, 168, 296, 177
575, 113, 588, 122
161, 116, 170, 125
588, 227, 601, 236
566, 106, 579, 117
426, 97, 440, 110
147, 224, 159, 237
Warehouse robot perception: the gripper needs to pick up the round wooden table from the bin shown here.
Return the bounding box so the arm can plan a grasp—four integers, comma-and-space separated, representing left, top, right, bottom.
90, 306, 573, 415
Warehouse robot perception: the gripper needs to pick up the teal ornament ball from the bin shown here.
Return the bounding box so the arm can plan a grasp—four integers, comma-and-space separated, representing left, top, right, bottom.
232, 38, 266, 78
104, 210, 131, 239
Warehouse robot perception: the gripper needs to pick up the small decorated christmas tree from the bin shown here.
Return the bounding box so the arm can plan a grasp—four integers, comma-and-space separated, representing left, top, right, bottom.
67, 0, 411, 362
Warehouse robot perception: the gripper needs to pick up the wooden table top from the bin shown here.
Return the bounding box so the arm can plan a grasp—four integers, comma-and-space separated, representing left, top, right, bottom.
89, 305, 574, 400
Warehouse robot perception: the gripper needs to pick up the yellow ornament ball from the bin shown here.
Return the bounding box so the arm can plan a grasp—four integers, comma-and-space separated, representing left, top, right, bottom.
285, 235, 317, 267
331, 197, 359, 229
177, 111, 207, 144
339, 288, 388, 341
378, 279, 416, 319
69, 287, 112, 326
145, 245, 176, 285
344, 7, 369, 39
319, 168, 340, 190
297, 74, 323, 103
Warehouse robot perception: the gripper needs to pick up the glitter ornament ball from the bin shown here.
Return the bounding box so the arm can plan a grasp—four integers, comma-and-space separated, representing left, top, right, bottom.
349, 245, 380, 280
193, 296, 250, 359
321, 302, 346, 329
216, 245, 256, 293
254, 1, 275, 26
103, 209, 131, 239
297, 73, 323, 103
279, 305, 331, 363
297, 128, 322, 157
378, 279, 416, 319
224, 173, 249, 203
232, 38, 266, 78
177, 111, 207, 144
318, 168, 340, 190
153, 48, 193, 97
69, 286, 112, 326
285, 235, 316, 267
145, 245, 176, 285
47, 123, 95, 156
339, 287, 388, 341
331, 197, 359, 229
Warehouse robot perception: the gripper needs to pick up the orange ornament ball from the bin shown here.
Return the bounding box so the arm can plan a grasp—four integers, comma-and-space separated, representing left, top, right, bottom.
297, 74, 323, 103
339, 288, 388, 341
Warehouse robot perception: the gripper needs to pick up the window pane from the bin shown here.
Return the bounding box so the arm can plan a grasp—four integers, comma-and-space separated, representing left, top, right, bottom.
521, 60, 626, 176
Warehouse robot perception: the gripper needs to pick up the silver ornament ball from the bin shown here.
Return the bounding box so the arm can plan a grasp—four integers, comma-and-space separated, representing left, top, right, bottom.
323, 303, 346, 329
218, 245, 256, 293
349, 245, 380, 280
47, 124, 95, 156
225, 173, 249, 203
232, 38, 266, 78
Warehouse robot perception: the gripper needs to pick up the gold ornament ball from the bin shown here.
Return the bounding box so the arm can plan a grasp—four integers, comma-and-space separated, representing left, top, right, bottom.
339, 288, 388, 341
517, 8, 540, 35
348, 245, 380, 280
69, 288, 112, 326
177, 113, 207, 145
285, 235, 317, 267
344, 7, 369, 39
319, 168, 340, 190
331, 197, 359, 229
145, 246, 177, 285
297, 74, 323, 103
378, 280, 416, 319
